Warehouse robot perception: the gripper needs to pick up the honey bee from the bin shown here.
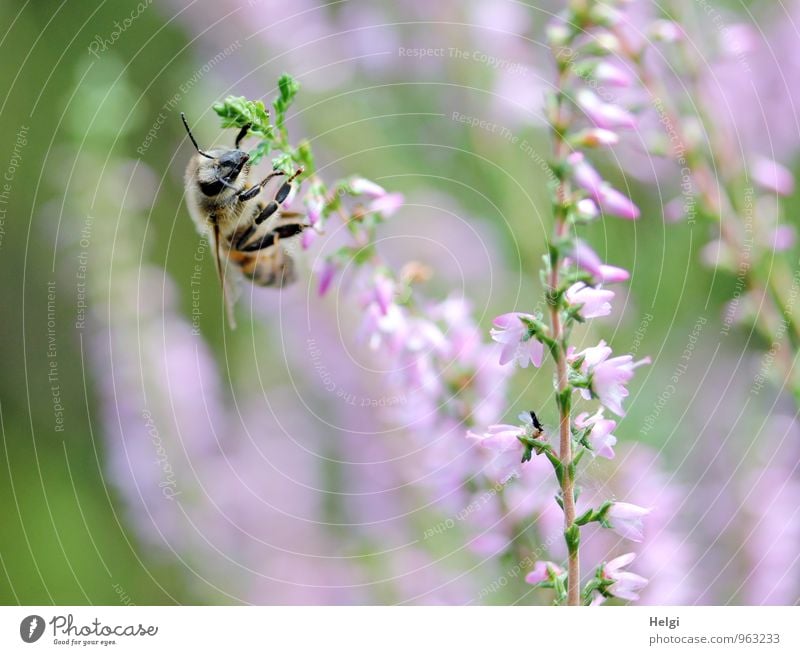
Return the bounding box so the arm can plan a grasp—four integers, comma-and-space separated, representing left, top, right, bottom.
181, 112, 307, 326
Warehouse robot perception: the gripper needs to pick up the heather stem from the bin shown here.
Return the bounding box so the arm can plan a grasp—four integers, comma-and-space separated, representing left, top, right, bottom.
550, 74, 580, 607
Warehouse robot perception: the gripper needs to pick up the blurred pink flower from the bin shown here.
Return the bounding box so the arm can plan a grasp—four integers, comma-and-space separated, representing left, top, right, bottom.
369, 192, 404, 217
598, 184, 640, 220
351, 177, 386, 197
318, 260, 337, 296
593, 61, 633, 87
770, 225, 796, 251
577, 89, 637, 129
566, 282, 614, 318
751, 157, 795, 196
607, 502, 651, 542
490, 312, 544, 368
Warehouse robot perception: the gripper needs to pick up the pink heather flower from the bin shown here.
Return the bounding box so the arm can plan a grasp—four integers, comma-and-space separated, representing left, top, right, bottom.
373, 274, 395, 315
720, 24, 759, 58
607, 502, 651, 542
525, 561, 564, 585
467, 423, 524, 453
770, 225, 796, 252
572, 341, 649, 416
591, 355, 650, 416
574, 128, 620, 148
598, 184, 640, 220
574, 408, 617, 459
576, 89, 637, 129
490, 313, 544, 368
751, 157, 795, 196
359, 303, 408, 353
568, 152, 603, 197
565, 282, 614, 319
317, 261, 337, 296
569, 240, 630, 284
350, 177, 386, 197
467, 423, 527, 478
301, 227, 318, 250
649, 19, 684, 43
576, 198, 599, 220
304, 190, 325, 226
369, 192, 404, 217
593, 61, 632, 87
603, 553, 648, 601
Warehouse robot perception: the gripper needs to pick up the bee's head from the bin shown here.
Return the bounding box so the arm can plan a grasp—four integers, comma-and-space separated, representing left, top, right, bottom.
182, 113, 250, 196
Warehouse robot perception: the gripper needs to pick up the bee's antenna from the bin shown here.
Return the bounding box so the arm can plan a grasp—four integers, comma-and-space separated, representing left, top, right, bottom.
180, 112, 214, 159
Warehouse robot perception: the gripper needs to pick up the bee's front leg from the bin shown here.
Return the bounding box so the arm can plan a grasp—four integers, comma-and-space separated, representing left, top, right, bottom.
237, 171, 284, 202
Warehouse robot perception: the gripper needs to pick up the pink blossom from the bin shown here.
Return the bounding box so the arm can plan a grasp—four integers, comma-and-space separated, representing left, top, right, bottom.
301, 228, 318, 250
568, 152, 603, 197
603, 553, 648, 601
770, 225, 796, 252
569, 240, 630, 284
598, 184, 640, 220
565, 282, 614, 318
591, 354, 650, 416
369, 192, 404, 217
525, 560, 564, 585
593, 61, 632, 87
576, 198, 599, 220
573, 128, 620, 148
572, 341, 649, 416
304, 188, 325, 225
490, 313, 544, 368
574, 408, 617, 459
576, 89, 637, 129
649, 20, 684, 43
607, 502, 651, 542
359, 303, 407, 352
751, 157, 795, 196
318, 261, 337, 296
373, 274, 395, 315
350, 177, 386, 197
467, 423, 527, 478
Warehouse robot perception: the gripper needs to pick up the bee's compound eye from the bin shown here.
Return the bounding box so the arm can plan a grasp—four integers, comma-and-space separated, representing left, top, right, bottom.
219, 150, 249, 169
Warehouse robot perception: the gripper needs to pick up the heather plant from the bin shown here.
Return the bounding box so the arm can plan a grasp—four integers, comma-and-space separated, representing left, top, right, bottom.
215, 7, 654, 598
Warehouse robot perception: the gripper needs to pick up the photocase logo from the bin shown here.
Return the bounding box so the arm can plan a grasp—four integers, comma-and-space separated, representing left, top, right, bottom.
20, 615, 45, 643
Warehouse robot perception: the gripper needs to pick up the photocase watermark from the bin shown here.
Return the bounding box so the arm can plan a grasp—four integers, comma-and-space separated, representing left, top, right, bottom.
398, 46, 528, 75
137, 40, 242, 156
640, 315, 707, 436
47, 281, 65, 433
0, 124, 30, 251
87, 0, 153, 59
75, 215, 93, 330
141, 409, 181, 499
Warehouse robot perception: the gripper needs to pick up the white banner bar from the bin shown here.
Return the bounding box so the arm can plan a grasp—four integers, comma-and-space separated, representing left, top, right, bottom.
1, 606, 798, 654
